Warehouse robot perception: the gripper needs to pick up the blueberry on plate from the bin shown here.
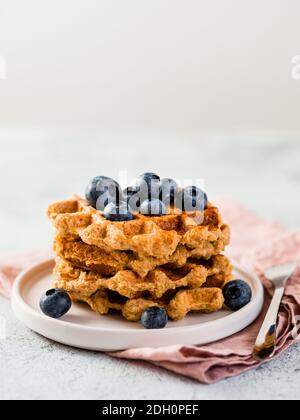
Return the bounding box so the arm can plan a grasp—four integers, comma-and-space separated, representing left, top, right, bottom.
85, 176, 122, 209
104, 201, 134, 222
175, 186, 208, 212
223, 280, 252, 311
160, 178, 178, 206
140, 199, 167, 217
141, 307, 168, 329
40, 289, 72, 319
136, 172, 161, 200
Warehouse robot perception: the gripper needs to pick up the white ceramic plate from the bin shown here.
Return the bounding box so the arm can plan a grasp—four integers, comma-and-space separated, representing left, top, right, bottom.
11, 259, 264, 351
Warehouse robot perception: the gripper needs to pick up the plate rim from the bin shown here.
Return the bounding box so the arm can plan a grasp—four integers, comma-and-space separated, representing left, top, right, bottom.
11, 258, 264, 337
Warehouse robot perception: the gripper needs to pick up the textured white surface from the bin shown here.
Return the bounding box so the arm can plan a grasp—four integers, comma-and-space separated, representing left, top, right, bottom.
1, 128, 300, 400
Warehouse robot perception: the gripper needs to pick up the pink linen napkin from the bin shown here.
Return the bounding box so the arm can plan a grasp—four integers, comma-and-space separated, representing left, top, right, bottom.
1, 200, 300, 384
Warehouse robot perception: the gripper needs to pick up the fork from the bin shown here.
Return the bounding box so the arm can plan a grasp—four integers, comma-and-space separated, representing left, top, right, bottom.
253, 261, 299, 360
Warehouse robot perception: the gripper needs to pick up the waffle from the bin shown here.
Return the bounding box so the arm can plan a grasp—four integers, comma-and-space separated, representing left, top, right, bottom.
54, 254, 232, 301
54, 259, 226, 321
48, 196, 230, 277
87, 289, 224, 321
48, 195, 231, 322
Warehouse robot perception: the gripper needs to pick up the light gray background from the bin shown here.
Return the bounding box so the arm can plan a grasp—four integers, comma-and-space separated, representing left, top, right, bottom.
0, 128, 300, 400
1, 0, 300, 131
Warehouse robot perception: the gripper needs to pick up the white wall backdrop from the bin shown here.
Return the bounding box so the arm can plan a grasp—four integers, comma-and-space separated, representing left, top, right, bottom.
0, 0, 300, 130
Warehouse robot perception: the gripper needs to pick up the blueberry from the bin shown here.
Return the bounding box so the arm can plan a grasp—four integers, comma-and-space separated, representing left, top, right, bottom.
140, 199, 167, 217
137, 172, 160, 186
137, 172, 161, 200
123, 186, 139, 198
40, 289, 72, 319
160, 178, 178, 206
123, 186, 141, 212
104, 201, 134, 222
96, 191, 120, 211
223, 280, 252, 311
141, 307, 168, 329
175, 186, 208, 212
85, 176, 122, 208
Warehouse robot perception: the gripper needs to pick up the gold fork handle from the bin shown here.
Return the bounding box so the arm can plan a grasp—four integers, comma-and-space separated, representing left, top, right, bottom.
253, 287, 285, 360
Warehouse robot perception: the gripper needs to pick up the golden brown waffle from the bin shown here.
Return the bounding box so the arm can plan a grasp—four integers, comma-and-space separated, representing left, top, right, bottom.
86, 288, 224, 321
54, 264, 225, 321
48, 196, 230, 277
54, 254, 232, 301
53, 236, 231, 278
48, 195, 231, 321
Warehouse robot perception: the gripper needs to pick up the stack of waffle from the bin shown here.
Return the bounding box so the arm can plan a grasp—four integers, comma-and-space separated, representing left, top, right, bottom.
47, 196, 232, 321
